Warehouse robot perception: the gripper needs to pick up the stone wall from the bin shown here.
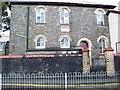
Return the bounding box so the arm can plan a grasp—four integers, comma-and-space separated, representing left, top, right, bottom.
9, 4, 110, 59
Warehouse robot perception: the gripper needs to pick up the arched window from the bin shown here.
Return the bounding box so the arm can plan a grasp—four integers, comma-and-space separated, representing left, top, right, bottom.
36, 7, 45, 23
60, 8, 69, 24
35, 35, 47, 49
59, 35, 71, 48
95, 9, 105, 25
99, 38, 107, 54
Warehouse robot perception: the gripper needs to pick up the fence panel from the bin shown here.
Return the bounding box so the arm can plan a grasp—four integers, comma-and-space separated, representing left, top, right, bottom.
2, 71, 120, 89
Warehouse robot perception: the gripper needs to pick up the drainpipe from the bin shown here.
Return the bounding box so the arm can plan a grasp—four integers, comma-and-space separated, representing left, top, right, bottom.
26, 6, 29, 51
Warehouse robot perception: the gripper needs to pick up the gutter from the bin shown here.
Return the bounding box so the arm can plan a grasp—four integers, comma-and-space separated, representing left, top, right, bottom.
107, 10, 120, 15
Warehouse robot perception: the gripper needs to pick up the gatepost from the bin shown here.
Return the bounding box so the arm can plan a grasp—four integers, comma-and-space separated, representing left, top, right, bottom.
104, 47, 115, 76
82, 48, 90, 74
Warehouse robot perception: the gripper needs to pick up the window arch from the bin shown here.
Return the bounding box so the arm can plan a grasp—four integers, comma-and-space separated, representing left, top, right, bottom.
97, 36, 108, 54
60, 8, 69, 24
34, 35, 47, 49
95, 9, 105, 25
36, 7, 45, 23
77, 38, 92, 66
77, 38, 92, 49
59, 35, 71, 48
77, 38, 92, 54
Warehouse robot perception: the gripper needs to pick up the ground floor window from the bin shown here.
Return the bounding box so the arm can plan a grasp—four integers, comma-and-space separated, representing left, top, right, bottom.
99, 38, 106, 54
0, 43, 3, 51
59, 35, 71, 48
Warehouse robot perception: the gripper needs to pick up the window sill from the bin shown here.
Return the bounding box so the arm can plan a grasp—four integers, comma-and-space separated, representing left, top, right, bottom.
60, 47, 70, 49
96, 24, 108, 27
99, 53, 105, 56
36, 22, 46, 24
60, 23, 69, 25
36, 47, 45, 49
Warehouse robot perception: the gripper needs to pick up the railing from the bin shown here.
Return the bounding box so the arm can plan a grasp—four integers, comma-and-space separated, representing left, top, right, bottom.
1, 71, 120, 89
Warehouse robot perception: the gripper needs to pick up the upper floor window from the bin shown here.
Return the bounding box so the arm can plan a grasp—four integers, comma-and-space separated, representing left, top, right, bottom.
95, 9, 105, 26
35, 35, 47, 49
60, 8, 69, 24
36, 7, 45, 23
59, 35, 71, 48
97, 36, 108, 54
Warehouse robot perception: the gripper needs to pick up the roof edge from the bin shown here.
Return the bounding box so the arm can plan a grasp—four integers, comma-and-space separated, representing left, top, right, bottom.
2, 1, 116, 9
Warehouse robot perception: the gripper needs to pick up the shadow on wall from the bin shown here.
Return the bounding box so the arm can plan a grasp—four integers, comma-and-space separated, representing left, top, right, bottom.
114, 55, 120, 71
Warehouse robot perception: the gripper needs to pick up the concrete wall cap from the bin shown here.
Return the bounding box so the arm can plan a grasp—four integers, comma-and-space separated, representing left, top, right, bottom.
82, 48, 89, 52
104, 47, 114, 52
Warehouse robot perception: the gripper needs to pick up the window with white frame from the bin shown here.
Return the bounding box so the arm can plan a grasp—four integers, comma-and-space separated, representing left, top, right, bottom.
36, 7, 45, 23
96, 10, 105, 25
36, 37, 46, 49
60, 8, 69, 24
99, 38, 106, 54
60, 37, 70, 48
0, 43, 3, 51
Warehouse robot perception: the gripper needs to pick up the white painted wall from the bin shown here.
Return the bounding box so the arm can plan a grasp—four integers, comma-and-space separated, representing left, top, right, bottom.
109, 6, 118, 53
109, 1, 120, 53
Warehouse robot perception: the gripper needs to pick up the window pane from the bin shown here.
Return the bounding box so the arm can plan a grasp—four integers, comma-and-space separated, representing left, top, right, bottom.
60, 37, 70, 48
37, 38, 40, 46
37, 37, 45, 47
37, 16, 40, 23
64, 38, 69, 46
60, 8, 69, 24
40, 38, 44, 46
37, 43, 40, 46
96, 10, 104, 25
41, 13, 44, 23
36, 8, 45, 23
99, 38, 106, 54
61, 39, 64, 46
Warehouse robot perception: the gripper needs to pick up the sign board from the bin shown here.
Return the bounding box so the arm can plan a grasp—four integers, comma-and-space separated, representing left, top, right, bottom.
61, 26, 70, 32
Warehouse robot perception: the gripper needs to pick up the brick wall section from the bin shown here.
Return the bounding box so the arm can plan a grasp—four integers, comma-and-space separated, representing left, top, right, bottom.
82, 48, 90, 73
9, 4, 110, 59
104, 47, 115, 76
